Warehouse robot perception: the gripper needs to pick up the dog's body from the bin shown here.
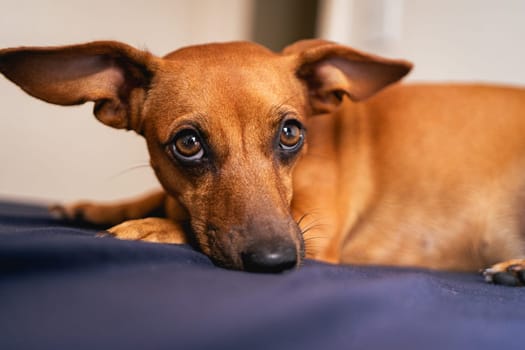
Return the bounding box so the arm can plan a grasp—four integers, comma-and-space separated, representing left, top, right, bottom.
1, 39, 524, 284
300, 83, 525, 272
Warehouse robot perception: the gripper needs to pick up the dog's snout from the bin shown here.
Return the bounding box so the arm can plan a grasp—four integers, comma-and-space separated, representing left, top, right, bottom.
241, 242, 298, 273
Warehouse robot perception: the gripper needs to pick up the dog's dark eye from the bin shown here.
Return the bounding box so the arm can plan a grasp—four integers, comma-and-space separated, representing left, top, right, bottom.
279, 120, 304, 152
170, 129, 205, 161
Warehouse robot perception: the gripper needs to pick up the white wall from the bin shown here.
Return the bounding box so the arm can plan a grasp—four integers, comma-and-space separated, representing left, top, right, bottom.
318, 0, 525, 85
0, 0, 253, 203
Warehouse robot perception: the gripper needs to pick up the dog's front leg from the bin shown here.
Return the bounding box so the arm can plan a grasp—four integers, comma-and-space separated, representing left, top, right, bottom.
50, 191, 188, 244
52, 190, 190, 244
51, 191, 168, 226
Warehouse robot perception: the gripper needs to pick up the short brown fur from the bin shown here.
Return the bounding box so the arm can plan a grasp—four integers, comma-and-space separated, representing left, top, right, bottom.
1, 40, 524, 280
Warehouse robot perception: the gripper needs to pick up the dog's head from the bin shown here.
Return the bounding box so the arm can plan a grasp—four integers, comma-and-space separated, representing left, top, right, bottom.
0, 40, 411, 272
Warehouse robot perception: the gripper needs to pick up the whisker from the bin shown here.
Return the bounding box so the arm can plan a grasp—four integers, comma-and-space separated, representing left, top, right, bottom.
296, 212, 312, 226
303, 235, 329, 241
108, 163, 152, 180
301, 221, 328, 235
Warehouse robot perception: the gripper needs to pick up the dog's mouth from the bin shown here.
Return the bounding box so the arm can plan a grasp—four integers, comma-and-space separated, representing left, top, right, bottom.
192, 222, 305, 273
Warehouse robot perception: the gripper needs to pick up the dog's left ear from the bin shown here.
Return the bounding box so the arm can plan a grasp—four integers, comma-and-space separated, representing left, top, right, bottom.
283, 39, 412, 113
0, 41, 158, 131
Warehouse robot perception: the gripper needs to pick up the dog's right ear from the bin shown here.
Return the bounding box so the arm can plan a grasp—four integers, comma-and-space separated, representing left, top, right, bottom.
0, 41, 158, 132
283, 39, 412, 114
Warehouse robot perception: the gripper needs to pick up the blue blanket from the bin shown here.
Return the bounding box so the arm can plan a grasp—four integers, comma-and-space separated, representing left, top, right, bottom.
0, 200, 523, 350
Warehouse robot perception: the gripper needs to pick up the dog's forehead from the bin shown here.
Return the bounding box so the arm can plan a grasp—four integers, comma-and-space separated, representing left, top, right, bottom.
150, 42, 304, 119
163, 41, 278, 62
161, 42, 296, 90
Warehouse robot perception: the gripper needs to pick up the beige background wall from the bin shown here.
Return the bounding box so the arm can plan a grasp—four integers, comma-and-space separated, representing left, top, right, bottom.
318, 0, 525, 84
1, 0, 525, 203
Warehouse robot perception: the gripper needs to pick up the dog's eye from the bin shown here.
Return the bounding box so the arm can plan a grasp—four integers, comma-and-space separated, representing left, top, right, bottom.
279, 120, 304, 152
170, 129, 205, 161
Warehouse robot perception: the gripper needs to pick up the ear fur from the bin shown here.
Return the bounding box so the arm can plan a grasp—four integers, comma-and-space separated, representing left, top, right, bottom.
283, 39, 413, 113
0, 41, 157, 131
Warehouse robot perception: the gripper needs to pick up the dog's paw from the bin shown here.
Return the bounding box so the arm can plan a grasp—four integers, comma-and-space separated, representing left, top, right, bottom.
482, 259, 525, 286
49, 202, 123, 226
105, 218, 188, 244
50, 202, 97, 222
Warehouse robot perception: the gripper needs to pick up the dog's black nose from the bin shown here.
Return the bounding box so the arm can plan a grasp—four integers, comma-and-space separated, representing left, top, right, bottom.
241, 243, 297, 273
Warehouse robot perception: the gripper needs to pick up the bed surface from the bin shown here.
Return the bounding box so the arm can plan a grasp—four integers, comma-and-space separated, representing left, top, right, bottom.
0, 200, 523, 350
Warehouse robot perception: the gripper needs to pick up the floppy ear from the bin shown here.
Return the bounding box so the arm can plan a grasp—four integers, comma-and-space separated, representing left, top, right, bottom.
0, 41, 157, 131
283, 39, 412, 114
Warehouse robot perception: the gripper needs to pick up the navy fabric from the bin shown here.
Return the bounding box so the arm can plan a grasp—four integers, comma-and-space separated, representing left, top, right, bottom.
0, 200, 523, 350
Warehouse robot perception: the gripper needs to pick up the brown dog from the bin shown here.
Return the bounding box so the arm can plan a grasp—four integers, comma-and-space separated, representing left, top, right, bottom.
1, 39, 524, 285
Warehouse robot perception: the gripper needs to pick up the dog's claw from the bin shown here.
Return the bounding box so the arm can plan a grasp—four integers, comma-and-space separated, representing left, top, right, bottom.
49, 204, 71, 220
482, 259, 525, 286
95, 231, 111, 238
49, 203, 87, 222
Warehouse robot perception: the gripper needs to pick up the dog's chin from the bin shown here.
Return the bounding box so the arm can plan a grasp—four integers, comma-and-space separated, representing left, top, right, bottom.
209, 256, 244, 271
191, 237, 244, 271
209, 255, 301, 273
